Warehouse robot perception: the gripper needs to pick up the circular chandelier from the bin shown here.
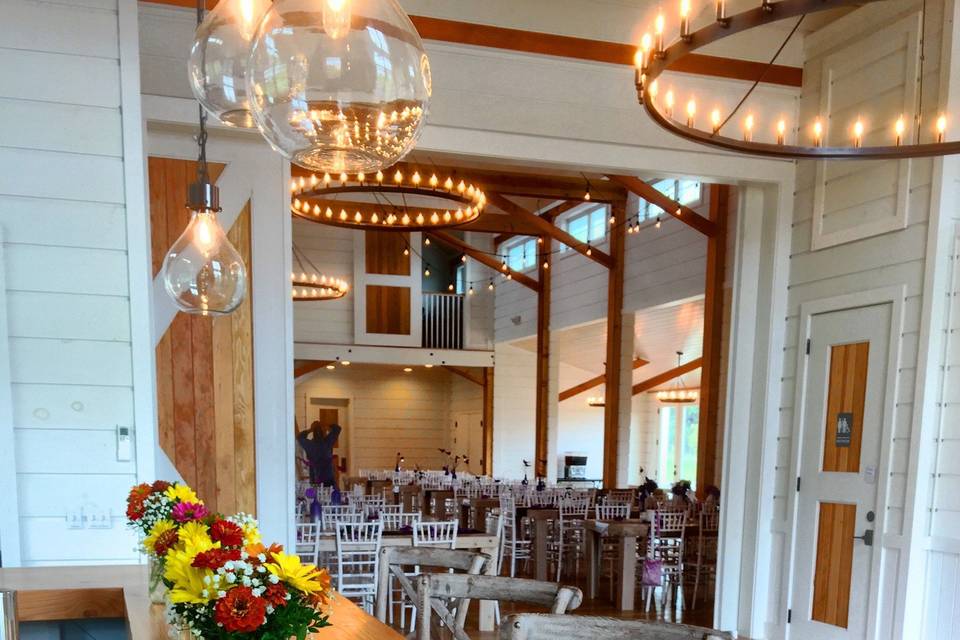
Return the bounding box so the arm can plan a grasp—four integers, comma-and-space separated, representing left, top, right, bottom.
656, 352, 698, 405
246, 0, 431, 173
189, 0, 431, 172
291, 243, 349, 301
634, 0, 960, 160
289, 168, 487, 231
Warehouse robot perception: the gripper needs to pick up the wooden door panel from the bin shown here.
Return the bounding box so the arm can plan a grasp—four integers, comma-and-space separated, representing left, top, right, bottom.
822, 342, 869, 473
366, 285, 411, 335
812, 501, 857, 628
365, 231, 411, 275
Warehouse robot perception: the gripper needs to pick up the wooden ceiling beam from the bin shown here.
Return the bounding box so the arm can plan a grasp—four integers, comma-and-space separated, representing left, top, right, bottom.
486, 192, 613, 268
141, 2, 802, 88
558, 357, 649, 402
289, 200, 542, 235
426, 230, 540, 292
632, 358, 703, 396
293, 360, 333, 378
609, 175, 718, 238
443, 365, 484, 386
493, 200, 582, 247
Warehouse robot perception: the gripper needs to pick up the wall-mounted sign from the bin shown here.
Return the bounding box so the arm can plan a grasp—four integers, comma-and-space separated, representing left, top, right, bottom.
836, 412, 853, 448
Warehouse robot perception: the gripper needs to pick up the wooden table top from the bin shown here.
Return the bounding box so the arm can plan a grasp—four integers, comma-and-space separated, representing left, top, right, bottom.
582, 519, 649, 537
0, 564, 402, 640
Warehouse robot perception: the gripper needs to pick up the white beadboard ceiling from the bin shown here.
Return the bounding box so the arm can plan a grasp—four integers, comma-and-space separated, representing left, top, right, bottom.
513, 295, 704, 388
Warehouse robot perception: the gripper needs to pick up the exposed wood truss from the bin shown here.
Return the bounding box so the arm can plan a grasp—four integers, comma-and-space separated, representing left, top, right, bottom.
143, 2, 803, 88
486, 192, 613, 268
631, 358, 703, 396
493, 200, 582, 247
697, 184, 731, 494
444, 365, 485, 387
558, 357, 649, 402
425, 231, 540, 292
608, 175, 719, 237
482, 368, 494, 476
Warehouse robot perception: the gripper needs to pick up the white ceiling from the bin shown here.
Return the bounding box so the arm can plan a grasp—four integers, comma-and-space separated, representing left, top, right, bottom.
514, 296, 704, 388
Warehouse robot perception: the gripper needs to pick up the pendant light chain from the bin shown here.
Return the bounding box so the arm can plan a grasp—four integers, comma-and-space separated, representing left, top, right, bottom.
194, 0, 211, 186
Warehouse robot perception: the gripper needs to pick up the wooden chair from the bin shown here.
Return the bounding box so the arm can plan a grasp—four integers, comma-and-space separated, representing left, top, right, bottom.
415, 574, 582, 640
374, 547, 491, 629
498, 614, 733, 640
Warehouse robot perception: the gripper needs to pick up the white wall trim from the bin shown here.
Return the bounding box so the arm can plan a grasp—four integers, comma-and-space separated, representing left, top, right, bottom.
294, 342, 495, 368
0, 231, 23, 566
119, 0, 157, 486
781, 284, 907, 640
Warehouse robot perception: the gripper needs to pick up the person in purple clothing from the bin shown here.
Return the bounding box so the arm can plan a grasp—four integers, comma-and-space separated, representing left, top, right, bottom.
297, 420, 342, 487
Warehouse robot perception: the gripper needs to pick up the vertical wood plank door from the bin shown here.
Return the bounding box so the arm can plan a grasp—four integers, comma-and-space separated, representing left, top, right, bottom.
365, 285, 411, 335
790, 304, 892, 640
149, 157, 255, 515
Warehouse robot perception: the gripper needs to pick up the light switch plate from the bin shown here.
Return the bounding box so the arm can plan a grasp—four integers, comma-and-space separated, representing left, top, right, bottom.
66, 510, 83, 529
117, 426, 131, 461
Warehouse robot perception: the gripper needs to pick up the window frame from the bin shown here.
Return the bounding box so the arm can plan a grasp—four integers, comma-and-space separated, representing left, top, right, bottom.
501, 236, 539, 273
640, 178, 703, 221
560, 204, 610, 252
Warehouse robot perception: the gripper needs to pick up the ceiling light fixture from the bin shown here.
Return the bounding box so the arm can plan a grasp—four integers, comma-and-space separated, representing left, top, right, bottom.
290, 168, 486, 231
634, 0, 960, 159
656, 351, 699, 404
290, 243, 349, 301
247, 0, 432, 172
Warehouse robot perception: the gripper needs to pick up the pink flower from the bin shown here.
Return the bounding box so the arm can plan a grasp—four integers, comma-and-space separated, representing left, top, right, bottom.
171, 501, 209, 522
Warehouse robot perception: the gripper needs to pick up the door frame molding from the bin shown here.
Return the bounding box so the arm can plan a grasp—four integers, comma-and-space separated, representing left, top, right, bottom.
783, 284, 906, 640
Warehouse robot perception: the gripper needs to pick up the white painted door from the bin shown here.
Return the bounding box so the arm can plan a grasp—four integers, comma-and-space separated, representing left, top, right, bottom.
790, 304, 891, 639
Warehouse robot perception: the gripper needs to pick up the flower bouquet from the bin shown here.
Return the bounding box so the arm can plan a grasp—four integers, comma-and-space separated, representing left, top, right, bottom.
162, 516, 332, 640
126, 481, 209, 603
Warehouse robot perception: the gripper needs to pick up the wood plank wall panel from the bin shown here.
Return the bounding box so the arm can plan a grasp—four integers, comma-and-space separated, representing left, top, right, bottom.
149, 157, 254, 515
812, 501, 856, 628
822, 341, 869, 473
365, 231, 411, 275
365, 285, 411, 335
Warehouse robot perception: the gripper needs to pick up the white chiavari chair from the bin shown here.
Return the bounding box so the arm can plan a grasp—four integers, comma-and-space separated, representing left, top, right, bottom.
645, 509, 687, 611
335, 521, 384, 614
499, 495, 531, 577
295, 522, 321, 565
687, 506, 720, 607
321, 505, 362, 532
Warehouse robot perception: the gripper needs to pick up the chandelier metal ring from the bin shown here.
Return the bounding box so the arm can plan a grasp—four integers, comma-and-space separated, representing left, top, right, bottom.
291, 276, 350, 301
637, 0, 960, 160
290, 170, 486, 231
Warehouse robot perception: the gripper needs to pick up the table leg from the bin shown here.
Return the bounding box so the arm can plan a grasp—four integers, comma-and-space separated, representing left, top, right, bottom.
534, 518, 549, 582
585, 529, 599, 600
615, 535, 637, 611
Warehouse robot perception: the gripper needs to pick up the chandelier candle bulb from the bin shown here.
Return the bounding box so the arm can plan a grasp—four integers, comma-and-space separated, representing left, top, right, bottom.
640, 33, 652, 70
665, 89, 675, 117
895, 117, 906, 146
716, 0, 728, 24
761, 0, 774, 12
655, 12, 665, 55
679, 0, 691, 41
777, 119, 786, 145
813, 118, 823, 147
744, 114, 754, 142
711, 108, 721, 134
937, 114, 947, 143
854, 119, 864, 148
686, 99, 696, 127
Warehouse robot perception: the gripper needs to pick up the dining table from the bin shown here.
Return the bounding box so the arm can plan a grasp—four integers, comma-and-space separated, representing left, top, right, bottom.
516, 506, 558, 582
0, 564, 403, 640
582, 518, 650, 611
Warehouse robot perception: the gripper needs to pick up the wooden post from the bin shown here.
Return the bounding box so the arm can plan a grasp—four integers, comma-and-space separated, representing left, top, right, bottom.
602, 201, 627, 489
534, 236, 551, 479
482, 367, 494, 476
697, 184, 731, 496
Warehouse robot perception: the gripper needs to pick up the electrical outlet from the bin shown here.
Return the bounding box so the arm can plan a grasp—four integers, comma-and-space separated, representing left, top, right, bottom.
66, 510, 84, 529
87, 509, 113, 529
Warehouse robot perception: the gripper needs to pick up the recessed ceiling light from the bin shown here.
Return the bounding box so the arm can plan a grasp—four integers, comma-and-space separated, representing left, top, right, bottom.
341, 360, 351, 366
325, 364, 335, 370
403, 367, 413, 373
424, 364, 434, 368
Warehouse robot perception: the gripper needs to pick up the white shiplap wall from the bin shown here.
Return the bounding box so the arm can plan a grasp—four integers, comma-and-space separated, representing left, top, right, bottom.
292, 219, 355, 345
766, 2, 949, 637
0, 0, 151, 565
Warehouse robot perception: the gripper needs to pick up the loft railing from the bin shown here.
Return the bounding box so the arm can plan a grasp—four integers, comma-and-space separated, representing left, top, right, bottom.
422, 292, 464, 349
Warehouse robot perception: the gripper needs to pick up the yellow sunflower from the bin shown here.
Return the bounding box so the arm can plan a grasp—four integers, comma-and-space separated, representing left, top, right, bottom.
265, 551, 329, 595
165, 484, 201, 505
241, 521, 261, 546
142, 519, 176, 554
164, 548, 214, 604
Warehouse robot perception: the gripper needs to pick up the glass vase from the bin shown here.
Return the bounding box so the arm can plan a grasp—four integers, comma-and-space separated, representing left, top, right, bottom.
148, 556, 166, 605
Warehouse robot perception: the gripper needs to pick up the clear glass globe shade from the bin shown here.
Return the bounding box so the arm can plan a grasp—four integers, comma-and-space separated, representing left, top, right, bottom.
188, 0, 272, 128
247, 0, 432, 172
162, 210, 247, 316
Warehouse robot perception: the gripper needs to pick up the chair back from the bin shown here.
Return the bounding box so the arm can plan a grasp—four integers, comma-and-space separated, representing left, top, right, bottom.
605, 489, 635, 505
335, 521, 384, 607
379, 511, 421, 531
295, 522, 321, 565
414, 520, 459, 548
321, 505, 362, 532
594, 504, 630, 520
374, 547, 491, 625
655, 509, 687, 536
700, 507, 720, 533
416, 574, 582, 640
498, 614, 733, 640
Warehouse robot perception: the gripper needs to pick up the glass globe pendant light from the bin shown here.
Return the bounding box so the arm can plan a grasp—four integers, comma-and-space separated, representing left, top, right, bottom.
188, 0, 271, 128
162, 105, 247, 317
247, 0, 432, 173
